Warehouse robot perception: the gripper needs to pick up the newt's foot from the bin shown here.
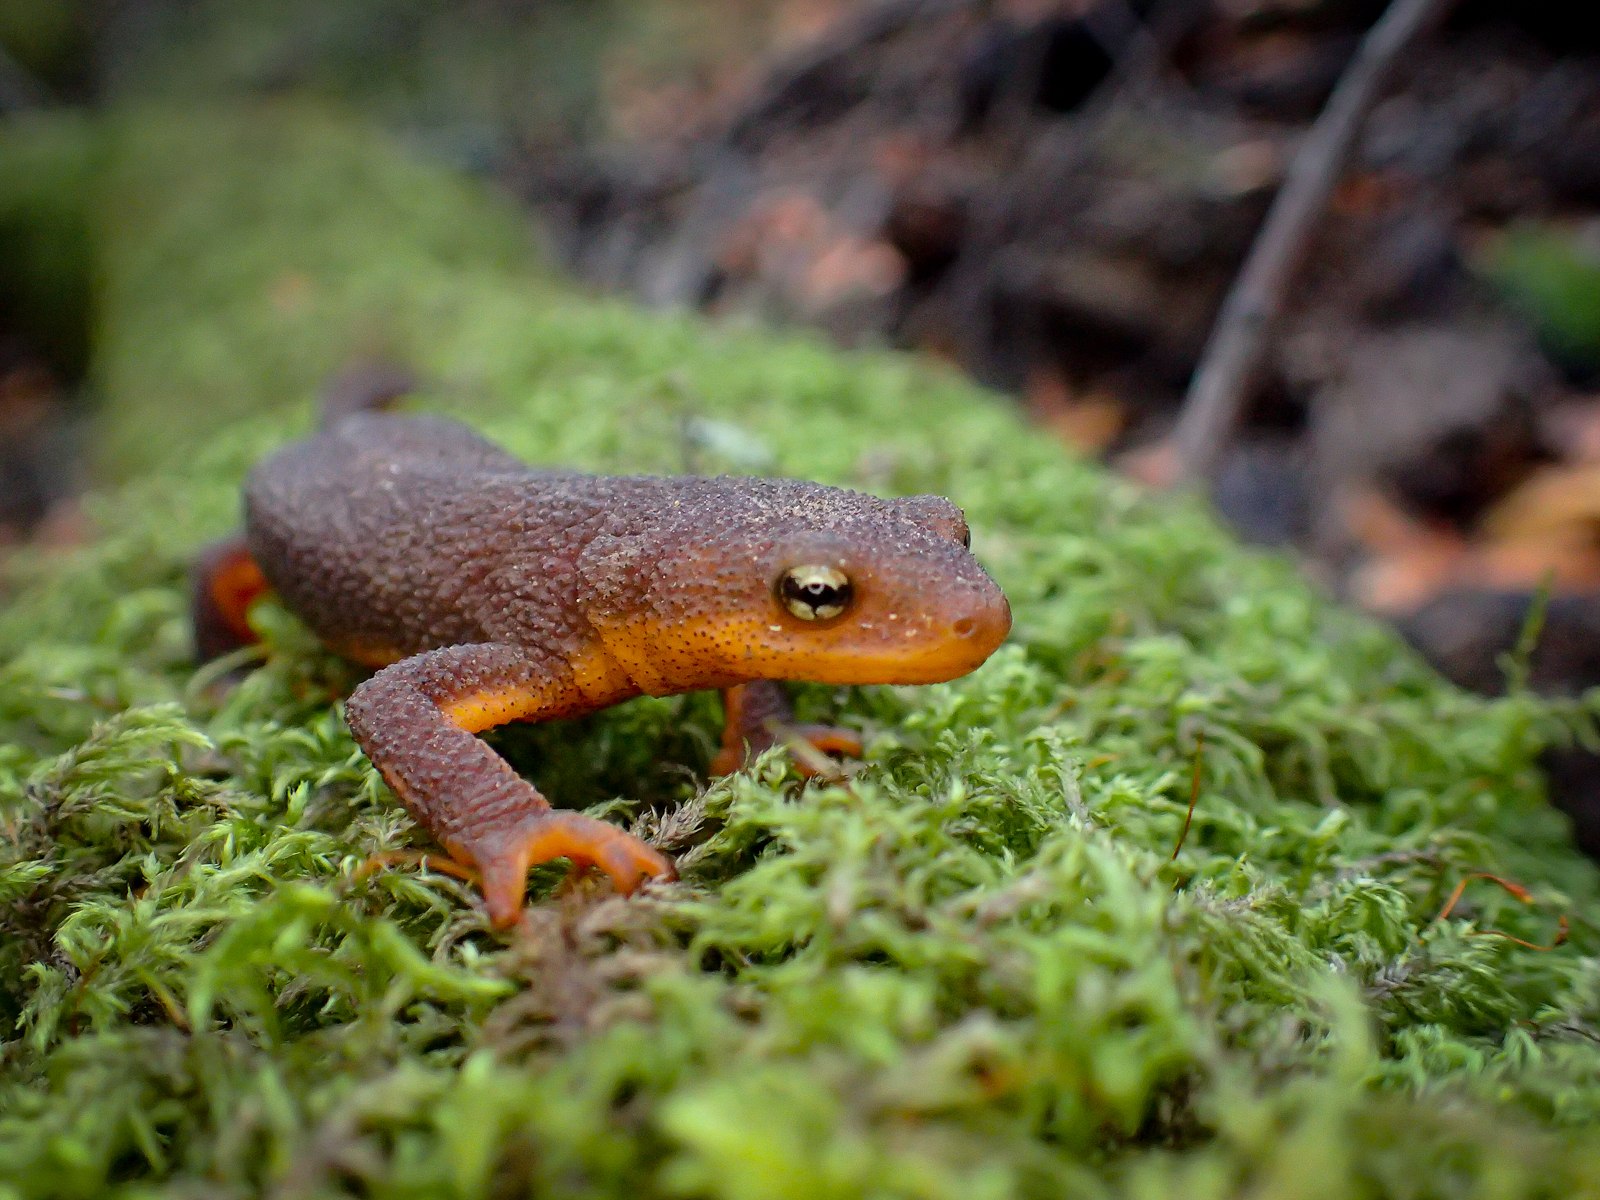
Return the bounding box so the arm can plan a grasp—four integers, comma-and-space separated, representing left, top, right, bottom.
709, 721, 864, 778
351, 849, 480, 886
464, 811, 675, 929
714, 681, 863, 778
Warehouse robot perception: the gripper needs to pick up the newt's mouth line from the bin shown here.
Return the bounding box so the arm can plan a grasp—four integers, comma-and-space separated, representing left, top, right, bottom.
773, 642, 1009, 686
698, 603, 1012, 687
600, 605, 1011, 689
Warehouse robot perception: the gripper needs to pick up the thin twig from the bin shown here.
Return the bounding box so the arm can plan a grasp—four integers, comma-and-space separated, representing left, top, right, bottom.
1429, 871, 1569, 952
1170, 0, 1461, 484
1170, 730, 1205, 861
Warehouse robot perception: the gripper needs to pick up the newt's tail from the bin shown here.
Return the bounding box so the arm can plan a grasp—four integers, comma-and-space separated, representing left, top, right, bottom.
318, 359, 418, 430
191, 534, 271, 663
192, 359, 417, 664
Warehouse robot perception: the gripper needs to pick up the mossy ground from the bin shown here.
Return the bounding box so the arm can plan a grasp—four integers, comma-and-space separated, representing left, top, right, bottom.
3, 107, 1600, 1199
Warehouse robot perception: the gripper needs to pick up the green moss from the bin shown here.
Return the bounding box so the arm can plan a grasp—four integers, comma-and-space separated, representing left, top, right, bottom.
4, 106, 1600, 1198
92, 104, 547, 478
1479, 223, 1600, 372
101, 0, 629, 146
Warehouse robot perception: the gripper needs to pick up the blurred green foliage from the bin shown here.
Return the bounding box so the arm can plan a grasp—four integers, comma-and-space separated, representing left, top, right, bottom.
0, 113, 99, 379
76, 105, 540, 475
0, 0, 89, 93
92, 0, 784, 155
100, 0, 620, 153
3, 106, 1600, 1198
1480, 223, 1600, 373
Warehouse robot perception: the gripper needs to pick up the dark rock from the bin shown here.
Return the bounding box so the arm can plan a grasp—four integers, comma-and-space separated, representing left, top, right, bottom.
1516, 60, 1600, 206
1310, 324, 1553, 526
884, 183, 967, 284
1448, 1, 1600, 54
1212, 437, 1312, 546
1397, 589, 1600, 696
1539, 746, 1600, 860
1195, 30, 1360, 121
1399, 585, 1600, 858
1351, 212, 1463, 321
958, 9, 1122, 132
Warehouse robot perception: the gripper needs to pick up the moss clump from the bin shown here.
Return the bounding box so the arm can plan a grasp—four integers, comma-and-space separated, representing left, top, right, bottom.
4, 107, 1600, 1198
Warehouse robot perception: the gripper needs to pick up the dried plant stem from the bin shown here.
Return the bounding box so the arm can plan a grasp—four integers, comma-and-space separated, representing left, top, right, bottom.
1171, 0, 1461, 484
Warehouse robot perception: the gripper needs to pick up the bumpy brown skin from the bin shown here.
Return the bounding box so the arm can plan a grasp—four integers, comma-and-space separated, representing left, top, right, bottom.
201, 411, 1011, 927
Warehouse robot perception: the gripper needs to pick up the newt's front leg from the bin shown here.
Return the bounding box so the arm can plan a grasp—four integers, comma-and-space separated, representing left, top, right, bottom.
711, 681, 864, 777
344, 643, 673, 927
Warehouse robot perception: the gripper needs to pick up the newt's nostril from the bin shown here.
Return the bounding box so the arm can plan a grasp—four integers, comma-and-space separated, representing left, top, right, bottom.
953, 617, 977, 637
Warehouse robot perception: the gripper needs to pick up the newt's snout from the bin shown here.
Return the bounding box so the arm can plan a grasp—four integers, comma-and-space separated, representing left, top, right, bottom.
875, 575, 1011, 684
954, 587, 1011, 648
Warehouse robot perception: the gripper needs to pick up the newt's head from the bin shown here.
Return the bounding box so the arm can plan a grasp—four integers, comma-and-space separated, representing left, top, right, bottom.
577, 478, 1011, 695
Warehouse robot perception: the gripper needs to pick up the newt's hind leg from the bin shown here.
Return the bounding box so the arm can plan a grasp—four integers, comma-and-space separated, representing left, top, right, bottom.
192, 534, 271, 662
711, 681, 864, 777
345, 642, 674, 927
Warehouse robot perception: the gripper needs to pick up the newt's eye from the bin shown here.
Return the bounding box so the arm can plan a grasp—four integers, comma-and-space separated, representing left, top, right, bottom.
778, 565, 853, 621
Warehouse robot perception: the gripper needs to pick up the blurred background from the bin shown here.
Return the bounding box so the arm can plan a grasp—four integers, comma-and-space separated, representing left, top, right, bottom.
3, 0, 1599, 764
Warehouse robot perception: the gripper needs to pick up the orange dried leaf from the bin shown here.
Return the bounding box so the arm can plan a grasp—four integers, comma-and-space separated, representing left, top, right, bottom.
1118, 440, 1180, 490
1025, 370, 1126, 454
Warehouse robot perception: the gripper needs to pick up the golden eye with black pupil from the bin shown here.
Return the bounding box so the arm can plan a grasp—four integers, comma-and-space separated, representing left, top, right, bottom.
778, 564, 852, 621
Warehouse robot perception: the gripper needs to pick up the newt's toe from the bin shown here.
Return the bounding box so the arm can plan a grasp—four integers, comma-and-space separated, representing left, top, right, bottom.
711, 721, 863, 778
787, 723, 864, 777
593, 830, 677, 894
468, 812, 673, 928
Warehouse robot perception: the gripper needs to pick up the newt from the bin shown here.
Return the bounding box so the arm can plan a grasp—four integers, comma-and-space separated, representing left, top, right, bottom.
193, 376, 1011, 927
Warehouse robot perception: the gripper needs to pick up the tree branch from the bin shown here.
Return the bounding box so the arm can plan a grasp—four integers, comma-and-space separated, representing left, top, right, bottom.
1170, 0, 1461, 485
